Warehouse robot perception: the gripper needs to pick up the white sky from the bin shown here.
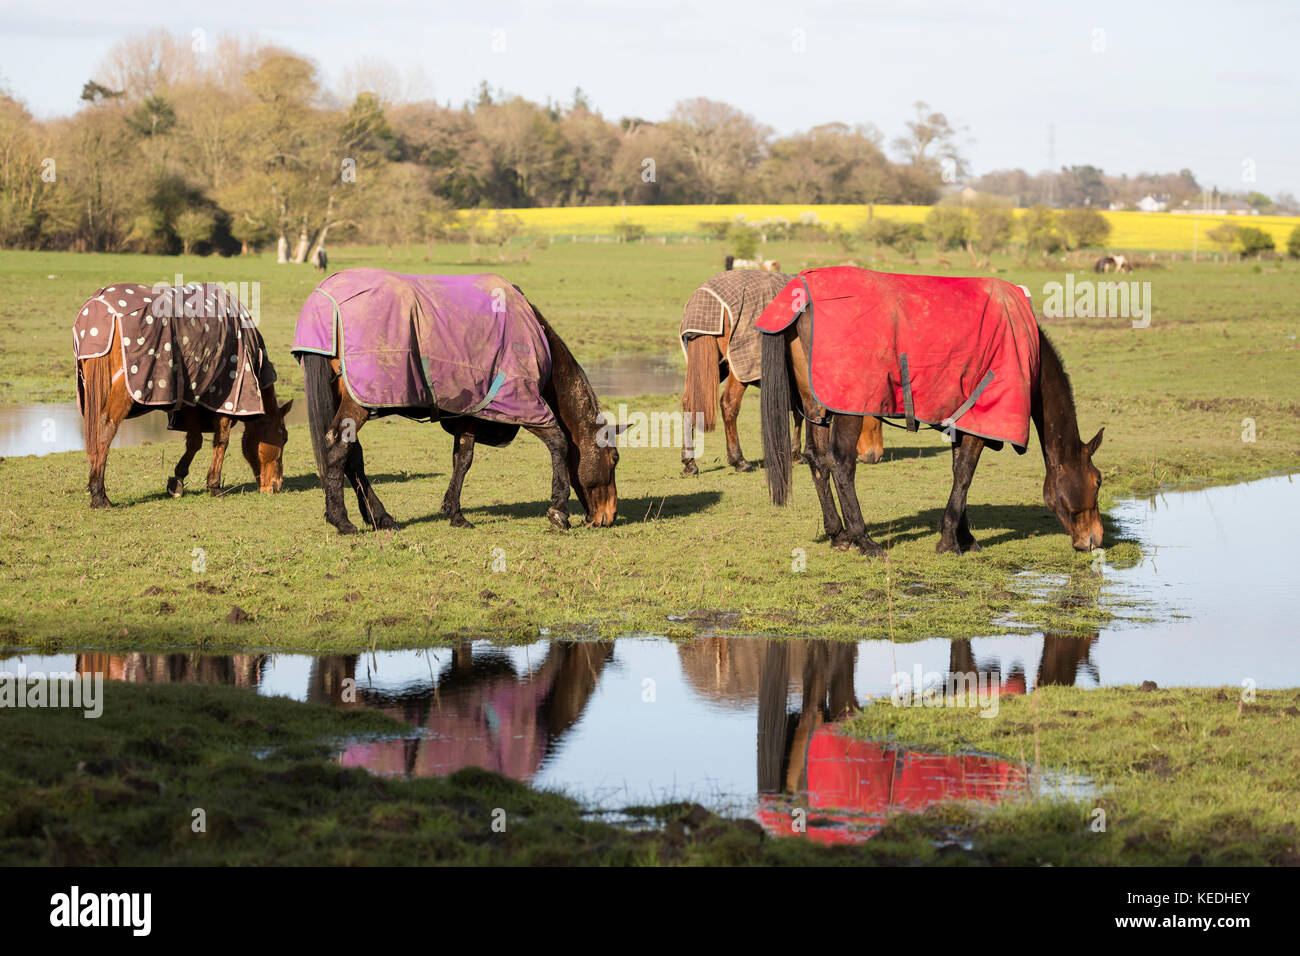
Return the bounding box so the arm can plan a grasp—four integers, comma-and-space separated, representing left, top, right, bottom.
2, 0, 1297, 194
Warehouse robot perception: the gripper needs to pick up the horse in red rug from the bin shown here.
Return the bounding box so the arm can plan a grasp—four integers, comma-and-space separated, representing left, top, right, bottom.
757, 267, 1103, 555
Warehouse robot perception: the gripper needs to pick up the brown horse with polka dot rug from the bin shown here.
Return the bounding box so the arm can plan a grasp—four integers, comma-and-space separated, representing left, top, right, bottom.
73, 282, 291, 508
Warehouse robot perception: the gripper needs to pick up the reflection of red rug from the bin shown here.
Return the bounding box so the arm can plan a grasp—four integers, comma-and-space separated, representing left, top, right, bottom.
755, 267, 1039, 450
758, 727, 1028, 844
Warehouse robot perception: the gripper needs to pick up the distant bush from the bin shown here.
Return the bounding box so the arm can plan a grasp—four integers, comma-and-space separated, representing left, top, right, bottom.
923, 206, 969, 251
614, 222, 647, 242
1020, 205, 1064, 255
1058, 208, 1111, 249
1288, 225, 1300, 259
1206, 222, 1239, 255
728, 223, 759, 260
1236, 226, 1275, 257
698, 220, 732, 241
969, 198, 1015, 260
862, 218, 923, 258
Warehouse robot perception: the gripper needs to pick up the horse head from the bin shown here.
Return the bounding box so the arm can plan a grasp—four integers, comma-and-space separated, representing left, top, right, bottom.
571, 413, 622, 527
242, 390, 293, 493
1042, 427, 1104, 551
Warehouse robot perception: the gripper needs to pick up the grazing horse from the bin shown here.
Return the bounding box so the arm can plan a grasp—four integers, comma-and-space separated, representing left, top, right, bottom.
724, 255, 781, 272
758, 267, 1103, 555
1094, 254, 1132, 274
74, 282, 290, 508
680, 270, 884, 475
294, 268, 618, 535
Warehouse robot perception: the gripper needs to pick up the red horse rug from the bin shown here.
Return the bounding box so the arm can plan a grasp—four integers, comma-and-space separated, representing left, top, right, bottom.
754, 267, 1040, 450
73, 282, 275, 425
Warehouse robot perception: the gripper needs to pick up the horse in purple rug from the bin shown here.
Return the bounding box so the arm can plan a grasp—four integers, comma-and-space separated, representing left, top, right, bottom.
292, 268, 619, 534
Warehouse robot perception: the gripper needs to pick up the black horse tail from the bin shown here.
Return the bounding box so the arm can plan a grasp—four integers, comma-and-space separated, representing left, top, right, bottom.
761, 330, 793, 506
303, 353, 337, 480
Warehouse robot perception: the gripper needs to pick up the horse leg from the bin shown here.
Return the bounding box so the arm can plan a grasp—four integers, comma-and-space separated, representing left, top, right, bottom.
792, 413, 804, 465
167, 408, 204, 498
681, 409, 698, 476
345, 436, 396, 530
721, 375, 752, 472
87, 382, 130, 510
323, 399, 370, 534
525, 423, 572, 531
938, 432, 986, 554
828, 417, 885, 556
802, 419, 847, 545
205, 415, 234, 495
440, 422, 477, 528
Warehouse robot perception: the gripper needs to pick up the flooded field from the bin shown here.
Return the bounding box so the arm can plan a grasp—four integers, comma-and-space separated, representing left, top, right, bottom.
2, 470, 1294, 842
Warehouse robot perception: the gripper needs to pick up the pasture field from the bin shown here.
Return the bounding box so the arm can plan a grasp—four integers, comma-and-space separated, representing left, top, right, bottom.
0, 242, 1298, 649
469, 202, 1300, 252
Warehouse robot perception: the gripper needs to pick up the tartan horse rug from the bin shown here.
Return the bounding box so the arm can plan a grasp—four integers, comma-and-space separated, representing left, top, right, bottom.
679, 269, 792, 384
754, 266, 1040, 450
73, 282, 275, 427
291, 268, 556, 427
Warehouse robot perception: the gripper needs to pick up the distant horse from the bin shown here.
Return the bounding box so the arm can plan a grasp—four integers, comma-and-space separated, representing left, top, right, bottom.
294, 269, 619, 534
1093, 254, 1132, 274
312, 248, 329, 272
680, 271, 883, 475
74, 283, 290, 508
759, 268, 1103, 555
724, 255, 781, 272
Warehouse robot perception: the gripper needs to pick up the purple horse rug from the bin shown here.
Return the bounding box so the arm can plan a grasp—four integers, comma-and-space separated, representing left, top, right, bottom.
679, 270, 791, 383
73, 282, 275, 425
292, 268, 556, 427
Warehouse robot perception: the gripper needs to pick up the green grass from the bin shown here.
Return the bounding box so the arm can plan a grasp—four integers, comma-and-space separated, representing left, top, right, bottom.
0, 244, 1298, 648
842, 685, 1300, 865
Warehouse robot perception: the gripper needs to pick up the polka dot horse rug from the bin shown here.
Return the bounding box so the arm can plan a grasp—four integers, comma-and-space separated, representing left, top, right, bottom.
73, 282, 276, 425
292, 268, 556, 427
755, 266, 1040, 450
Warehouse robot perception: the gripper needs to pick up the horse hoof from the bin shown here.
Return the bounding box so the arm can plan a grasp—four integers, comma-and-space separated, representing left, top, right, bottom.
449, 514, 473, 529
376, 514, 399, 531
858, 540, 886, 558
961, 539, 982, 554
733, 459, 755, 473
681, 460, 699, 476
335, 521, 359, 536
90, 497, 111, 510
547, 508, 570, 531
936, 538, 959, 555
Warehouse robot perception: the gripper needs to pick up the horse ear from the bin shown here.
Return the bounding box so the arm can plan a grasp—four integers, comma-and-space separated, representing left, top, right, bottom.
280, 399, 294, 417
1085, 427, 1103, 456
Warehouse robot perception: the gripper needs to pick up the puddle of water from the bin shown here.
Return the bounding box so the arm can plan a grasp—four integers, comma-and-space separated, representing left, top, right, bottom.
583, 352, 682, 398
0, 353, 679, 457
5, 636, 1100, 841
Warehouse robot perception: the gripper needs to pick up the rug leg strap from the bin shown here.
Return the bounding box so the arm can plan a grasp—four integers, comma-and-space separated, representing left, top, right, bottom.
899, 353, 918, 432
940, 370, 996, 433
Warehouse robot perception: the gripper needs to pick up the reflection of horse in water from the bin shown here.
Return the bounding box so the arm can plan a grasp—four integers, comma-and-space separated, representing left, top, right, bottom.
948, 633, 1099, 695
76, 652, 266, 687
311, 643, 613, 781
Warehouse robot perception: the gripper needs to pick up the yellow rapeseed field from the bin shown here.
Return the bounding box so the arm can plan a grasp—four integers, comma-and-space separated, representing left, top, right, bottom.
467, 203, 1300, 252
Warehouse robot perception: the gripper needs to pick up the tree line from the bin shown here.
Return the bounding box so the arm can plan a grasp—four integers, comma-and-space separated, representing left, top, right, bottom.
0, 30, 1281, 258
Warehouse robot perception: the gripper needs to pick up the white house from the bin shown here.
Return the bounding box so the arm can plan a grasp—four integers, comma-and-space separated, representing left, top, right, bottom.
1136, 195, 1168, 213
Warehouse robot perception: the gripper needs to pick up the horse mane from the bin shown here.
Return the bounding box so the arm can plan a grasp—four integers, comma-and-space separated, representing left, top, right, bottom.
524, 298, 603, 427
1034, 325, 1083, 451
